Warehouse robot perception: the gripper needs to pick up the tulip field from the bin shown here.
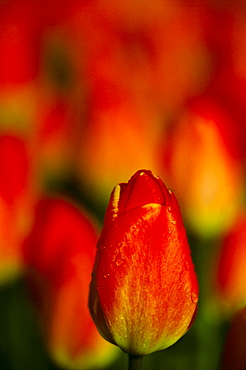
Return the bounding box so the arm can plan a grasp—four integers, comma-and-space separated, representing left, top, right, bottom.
1, 1, 246, 369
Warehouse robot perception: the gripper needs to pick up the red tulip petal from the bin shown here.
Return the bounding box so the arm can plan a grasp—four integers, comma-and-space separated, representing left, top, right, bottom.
89, 170, 198, 355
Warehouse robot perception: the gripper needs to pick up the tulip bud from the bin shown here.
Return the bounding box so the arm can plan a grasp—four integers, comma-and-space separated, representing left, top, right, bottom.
89, 169, 198, 356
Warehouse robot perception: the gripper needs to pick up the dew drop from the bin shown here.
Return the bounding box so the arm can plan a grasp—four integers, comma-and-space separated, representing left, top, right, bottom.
97, 285, 104, 290
191, 291, 198, 304
167, 206, 172, 212
112, 247, 119, 262
115, 259, 122, 266
184, 260, 190, 271
103, 273, 110, 279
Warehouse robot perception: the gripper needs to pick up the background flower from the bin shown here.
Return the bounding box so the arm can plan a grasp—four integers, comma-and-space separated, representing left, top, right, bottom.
23, 196, 118, 369
214, 211, 246, 314
161, 95, 244, 238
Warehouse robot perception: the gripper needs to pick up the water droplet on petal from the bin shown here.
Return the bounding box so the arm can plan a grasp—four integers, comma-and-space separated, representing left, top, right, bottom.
191, 291, 198, 304
103, 273, 110, 279
97, 285, 104, 290
115, 259, 122, 266
184, 260, 190, 271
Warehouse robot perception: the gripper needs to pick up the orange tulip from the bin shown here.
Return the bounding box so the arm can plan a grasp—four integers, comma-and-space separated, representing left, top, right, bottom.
23, 196, 118, 369
89, 170, 198, 356
70, 0, 209, 208
162, 96, 244, 238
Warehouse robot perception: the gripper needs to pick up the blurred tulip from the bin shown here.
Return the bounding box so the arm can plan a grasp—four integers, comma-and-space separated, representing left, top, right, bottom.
87, 0, 210, 113
0, 0, 42, 86
71, 16, 162, 207
0, 133, 35, 284
63, 0, 211, 208
34, 93, 78, 180
220, 307, 246, 370
0, 0, 43, 135
89, 170, 198, 356
215, 212, 246, 312
162, 96, 244, 238
77, 82, 161, 208
205, 4, 246, 146
22, 196, 118, 369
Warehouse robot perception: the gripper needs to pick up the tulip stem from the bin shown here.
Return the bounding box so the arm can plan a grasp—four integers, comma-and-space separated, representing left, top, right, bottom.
128, 354, 143, 370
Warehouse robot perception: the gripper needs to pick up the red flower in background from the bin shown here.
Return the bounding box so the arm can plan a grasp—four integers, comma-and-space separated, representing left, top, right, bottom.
205, 4, 246, 147
0, 133, 35, 283
215, 212, 246, 313
23, 196, 118, 369
68, 0, 210, 208
0, 0, 42, 86
34, 94, 78, 180
89, 170, 198, 356
162, 96, 244, 238
0, 0, 43, 136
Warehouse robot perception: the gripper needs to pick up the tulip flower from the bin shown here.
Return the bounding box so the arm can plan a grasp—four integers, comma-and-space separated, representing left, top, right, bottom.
162, 96, 244, 238
220, 307, 246, 370
0, 133, 35, 284
0, 0, 42, 86
23, 196, 118, 370
72, 0, 209, 210
215, 212, 246, 313
205, 4, 246, 145
34, 93, 78, 180
89, 169, 198, 362
0, 0, 44, 136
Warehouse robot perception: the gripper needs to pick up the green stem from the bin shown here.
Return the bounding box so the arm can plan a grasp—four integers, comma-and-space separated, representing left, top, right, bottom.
128, 354, 143, 370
